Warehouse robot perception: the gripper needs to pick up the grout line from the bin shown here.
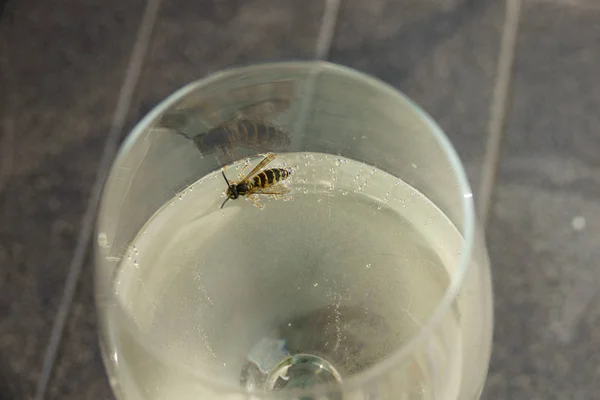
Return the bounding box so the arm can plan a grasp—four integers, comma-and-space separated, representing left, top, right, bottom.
477, 0, 522, 230
315, 0, 341, 60
0, 19, 16, 195
33, 0, 162, 398
528, 0, 600, 10
0, 114, 15, 195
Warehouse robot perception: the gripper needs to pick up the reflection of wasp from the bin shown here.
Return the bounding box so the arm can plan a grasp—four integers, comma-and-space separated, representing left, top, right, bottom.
158, 81, 294, 158
196, 115, 290, 158
220, 153, 291, 209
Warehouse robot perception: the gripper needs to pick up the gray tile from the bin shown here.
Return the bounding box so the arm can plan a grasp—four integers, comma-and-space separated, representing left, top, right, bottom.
329, 0, 504, 193
132, 0, 325, 121
0, 0, 145, 397
45, 262, 114, 400
483, 2, 600, 399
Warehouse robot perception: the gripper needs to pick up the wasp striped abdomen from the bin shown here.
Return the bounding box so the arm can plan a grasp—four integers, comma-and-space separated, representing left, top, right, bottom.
253, 168, 290, 189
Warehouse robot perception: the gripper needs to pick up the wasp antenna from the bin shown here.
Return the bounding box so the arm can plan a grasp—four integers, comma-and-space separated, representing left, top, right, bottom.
221, 170, 230, 185
221, 197, 230, 209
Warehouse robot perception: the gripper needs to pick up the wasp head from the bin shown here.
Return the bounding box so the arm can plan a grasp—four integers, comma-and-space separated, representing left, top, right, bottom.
225, 185, 239, 200
221, 170, 237, 209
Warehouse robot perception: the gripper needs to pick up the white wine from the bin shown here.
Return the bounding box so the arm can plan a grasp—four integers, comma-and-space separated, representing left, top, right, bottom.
103, 152, 463, 400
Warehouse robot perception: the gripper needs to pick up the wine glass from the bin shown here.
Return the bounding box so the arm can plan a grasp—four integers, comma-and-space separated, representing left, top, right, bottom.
95, 61, 493, 400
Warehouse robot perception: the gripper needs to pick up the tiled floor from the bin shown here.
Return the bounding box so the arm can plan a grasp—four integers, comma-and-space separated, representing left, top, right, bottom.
0, 0, 599, 399
484, 2, 600, 398
0, 0, 147, 397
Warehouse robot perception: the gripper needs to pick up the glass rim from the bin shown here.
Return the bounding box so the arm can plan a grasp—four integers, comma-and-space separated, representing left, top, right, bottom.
104, 60, 476, 398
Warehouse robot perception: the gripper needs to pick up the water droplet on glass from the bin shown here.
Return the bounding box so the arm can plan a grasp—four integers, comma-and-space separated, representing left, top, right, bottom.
97, 233, 108, 247
335, 160, 341, 167
223, 363, 227, 367
317, 198, 322, 203
342, 190, 348, 196
377, 205, 382, 211
134, 260, 139, 268
572, 216, 586, 231
314, 283, 319, 287
288, 323, 292, 327
366, 264, 371, 269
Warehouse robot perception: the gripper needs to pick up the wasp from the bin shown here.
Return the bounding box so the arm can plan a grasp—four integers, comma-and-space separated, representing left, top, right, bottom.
220, 153, 291, 209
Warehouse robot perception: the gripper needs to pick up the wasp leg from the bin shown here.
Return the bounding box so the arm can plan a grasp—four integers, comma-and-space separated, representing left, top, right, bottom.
247, 194, 265, 210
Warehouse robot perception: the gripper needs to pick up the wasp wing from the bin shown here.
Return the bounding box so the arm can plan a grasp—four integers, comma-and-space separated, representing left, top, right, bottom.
251, 182, 290, 196
242, 153, 277, 180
